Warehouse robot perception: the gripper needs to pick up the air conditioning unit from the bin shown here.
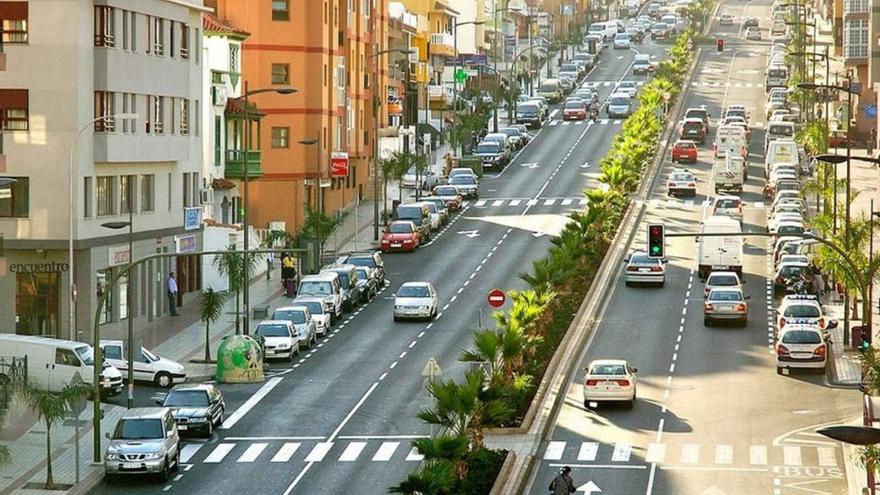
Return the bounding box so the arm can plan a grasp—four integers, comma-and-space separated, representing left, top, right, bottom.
212, 85, 228, 106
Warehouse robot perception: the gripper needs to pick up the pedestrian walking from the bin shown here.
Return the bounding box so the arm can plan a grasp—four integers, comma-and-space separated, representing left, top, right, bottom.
167, 272, 179, 316
812, 264, 825, 296
549, 466, 576, 494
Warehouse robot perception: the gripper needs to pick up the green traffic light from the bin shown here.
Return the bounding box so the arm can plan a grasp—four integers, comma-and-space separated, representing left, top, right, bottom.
651, 246, 660, 254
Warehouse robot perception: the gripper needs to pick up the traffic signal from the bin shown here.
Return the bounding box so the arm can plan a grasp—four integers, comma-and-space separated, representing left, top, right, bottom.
647, 224, 665, 259
716, 38, 724, 52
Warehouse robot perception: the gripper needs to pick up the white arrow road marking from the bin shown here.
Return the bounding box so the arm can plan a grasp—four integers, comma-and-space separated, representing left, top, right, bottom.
521, 162, 540, 168
456, 230, 480, 238
580, 161, 591, 168
532, 232, 546, 238
576, 480, 602, 493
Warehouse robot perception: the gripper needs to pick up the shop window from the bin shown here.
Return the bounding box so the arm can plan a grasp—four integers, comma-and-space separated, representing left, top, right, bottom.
15, 272, 60, 336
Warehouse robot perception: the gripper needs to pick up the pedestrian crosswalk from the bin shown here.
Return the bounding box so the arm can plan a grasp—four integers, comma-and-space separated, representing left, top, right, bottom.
647, 198, 766, 209
549, 119, 623, 126
579, 80, 648, 88
691, 81, 762, 88
541, 441, 841, 468
179, 439, 427, 466
466, 197, 589, 209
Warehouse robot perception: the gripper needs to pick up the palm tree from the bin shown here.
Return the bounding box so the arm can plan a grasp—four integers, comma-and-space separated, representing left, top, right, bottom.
412, 435, 470, 480
200, 288, 224, 362
387, 457, 458, 494
459, 330, 503, 387
302, 203, 347, 257
213, 245, 259, 334
13, 379, 91, 488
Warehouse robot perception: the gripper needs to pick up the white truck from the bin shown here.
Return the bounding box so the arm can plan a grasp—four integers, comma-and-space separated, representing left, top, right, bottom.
697, 215, 743, 279
712, 155, 746, 194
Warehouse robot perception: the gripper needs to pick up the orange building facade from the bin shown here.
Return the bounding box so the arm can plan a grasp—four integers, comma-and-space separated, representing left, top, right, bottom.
208, 0, 386, 235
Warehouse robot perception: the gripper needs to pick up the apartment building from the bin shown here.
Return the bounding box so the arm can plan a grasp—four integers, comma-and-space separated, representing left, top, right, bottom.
841, 0, 873, 138
208, 0, 381, 240
0, 0, 207, 339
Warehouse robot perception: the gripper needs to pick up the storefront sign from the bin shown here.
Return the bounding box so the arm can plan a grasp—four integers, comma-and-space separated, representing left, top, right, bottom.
108, 245, 130, 267
175, 234, 197, 254
184, 207, 202, 231
9, 261, 69, 273
330, 152, 350, 178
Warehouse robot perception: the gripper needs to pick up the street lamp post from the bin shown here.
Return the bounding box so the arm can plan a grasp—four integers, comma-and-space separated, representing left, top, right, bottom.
68, 113, 138, 342
492, 4, 519, 133
452, 20, 486, 113
230, 84, 296, 334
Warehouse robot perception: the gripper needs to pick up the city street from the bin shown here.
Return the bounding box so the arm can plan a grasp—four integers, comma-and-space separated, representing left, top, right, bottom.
87, 22, 670, 495
528, 1, 862, 494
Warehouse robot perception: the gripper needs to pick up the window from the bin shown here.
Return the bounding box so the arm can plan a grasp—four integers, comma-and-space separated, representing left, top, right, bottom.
96, 176, 117, 216
141, 174, 155, 212
121, 10, 129, 50
194, 100, 200, 136
272, 0, 290, 21
271, 63, 290, 84
169, 20, 176, 57
229, 44, 239, 73
121, 92, 132, 133
214, 116, 222, 165
94, 6, 115, 47
1, 1, 28, 43
55, 348, 80, 367
150, 95, 164, 133
151, 16, 164, 55
168, 97, 176, 134
844, 19, 868, 59
180, 24, 190, 59
0, 89, 28, 131
271, 127, 290, 148
0, 176, 28, 218
130, 11, 137, 51
84, 177, 93, 218
179, 99, 189, 135
192, 172, 200, 206
94, 91, 116, 131
183, 172, 191, 207
120, 175, 136, 214
167, 172, 172, 210
194, 29, 200, 63
845, 0, 868, 13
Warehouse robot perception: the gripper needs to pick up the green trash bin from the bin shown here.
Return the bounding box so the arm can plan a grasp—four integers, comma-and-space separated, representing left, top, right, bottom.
459, 155, 484, 178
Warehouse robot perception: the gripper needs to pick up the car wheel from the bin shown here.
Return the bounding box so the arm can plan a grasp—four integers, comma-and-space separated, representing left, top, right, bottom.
626, 398, 635, 409
393, 315, 399, 322
154, 372, 173, 388
625, 280, 632, 287
704, 316, 712, 326
583, 399, 593, 409
217, 409, 225, 427
206, 419, 214, 438
160, 456, 173, 482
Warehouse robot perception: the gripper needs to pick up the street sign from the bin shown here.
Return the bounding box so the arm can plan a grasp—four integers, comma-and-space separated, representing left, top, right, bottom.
488, 288, 506, 308
330, 151, 349, 178
454, 68, 468, 83
421, 357, 442, 378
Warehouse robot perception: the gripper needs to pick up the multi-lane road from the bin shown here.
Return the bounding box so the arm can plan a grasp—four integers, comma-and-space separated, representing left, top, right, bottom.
528, 1, 861, 494
89, 13, 670, 495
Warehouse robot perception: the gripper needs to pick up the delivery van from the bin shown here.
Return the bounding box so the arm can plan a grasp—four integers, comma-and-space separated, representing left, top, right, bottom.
765, 65, 788, 92
714, 125, 748, 160
697, 215, 743, 279
0, 334, 124, 396
713, 155, 746, 194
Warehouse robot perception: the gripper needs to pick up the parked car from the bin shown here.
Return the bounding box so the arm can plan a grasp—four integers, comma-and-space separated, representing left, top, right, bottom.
394, 203, 432, 241
773, 259, 812, 294
703, 287, 750, 326
353, 266, 379, 303
420, 196, 450, 224
100, 341, 186, 388
671, 140, 698, 163
448, 174, 479, 199
297, 273, 344, 321
498, 126, 526, 149
336, 251, 385, 285
254, 320, 300, 360
291, 296, 332, 336
433, 185, 464, 210
401, 166, 439, 191
448, 167, 479, 180
393, 282, 438, 321
624, 250, 667, 286
156, 384, 225, 438
322, 264, 360, 312
583, 359, 638, 408
776, 323, 827, 374
381, 220, 421, 253
271, 306, 318, 349
777, 294, 834, 331
418, 201, 443, 231
104, 408, 180, 481
474, 141, 510, 169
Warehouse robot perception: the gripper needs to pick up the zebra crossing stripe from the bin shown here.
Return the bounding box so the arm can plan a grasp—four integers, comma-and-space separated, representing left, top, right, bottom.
491, 200, 504, 207
474, 200, 487, 207
600, 119, 609, 124
550, 120, 559, 127
372, 442, 400, 461
817, 447, 837, 467
204, 443, 235, 463
681, 444, 700, 464
180, 444, 203, 463
304, 442, 334, 462
749, 445, 767, 465
611, 443, 632, 462
543, 199, 556, 206
579, 199, 588, 206
578, 442, 599, 461
271, 442, 301, 463
561, 199, 573, 206
562, 121, 571, 126
544, 441, 566, 460
646, 443, 666, 463
509, 199, 521, 206
715, 445, 733, 465
783, 446, 802, 466
527, 199, 539, 206
338, 442, 367, 462
754, 201, 764, 208
406, 447, 424, 462
575, 121, 584, 125
237, 443, 268, 463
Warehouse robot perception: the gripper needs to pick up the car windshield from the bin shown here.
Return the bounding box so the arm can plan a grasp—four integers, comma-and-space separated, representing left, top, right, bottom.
591, 364, 626, 375
779, 265, 808, 277
518, 105, 538, 115
565, 101, 585, 109
295, 301, 324, 314
708, 275, 739, 286
499, 128, 518, 137
561, 64, 578, 72
686, 111, 706, 120
476, 143, 500, 154
715, 199, 740, 209
777, 225, 804, 235
615, 34, 629, 40
671, 173, 693, 181
346, 257, 375, 268
435, 186, 458, 196
396, 206, 423, 219
164, 390, 210, 407
630, 253, 658, 264
709, 291, 743, 301
782, 330, 822, 344
298, 281, 332, 296
75, 345, 93, 366
784, 305, 821, 318
272, 310, 307, 325
255, 324, 291, 337
635, 55, 650, 63
539, 83, 559, 92
398, 285, 430, 298
114, 418, 163, 440
450, 176, 476, 185
355, 269, 369, 281
609, 96, 629, 106
388, 222, 413, 233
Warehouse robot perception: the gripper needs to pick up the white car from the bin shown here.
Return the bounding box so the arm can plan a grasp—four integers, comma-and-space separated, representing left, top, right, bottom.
711, 196, 743, 222
393, 282, 438, 321
776, 323, 827, 374
583, 359, 638, 408
448, 167, 478, 180
291, 296, 331, 336
418, 201, 443, 231
667, 169, 697, 196
271, 306, 318, 349
768, 212, 803, 234
703, 271, 742, 297
401, 166, 438, 190
253, 320, 300, 361
624, 250, 667, 287
745, 26, 761, 40
772, 220, 805, 237
613, 32, 632, 49
100, 340, 186, 388
719, 13, 734, 25
615, 81, 639, 99
777, 294, 834, 331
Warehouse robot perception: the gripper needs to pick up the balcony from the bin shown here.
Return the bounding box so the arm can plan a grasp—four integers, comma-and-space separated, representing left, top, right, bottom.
224, 150, 263, 179
427, 85, 453, 109
429, 32, 456, 57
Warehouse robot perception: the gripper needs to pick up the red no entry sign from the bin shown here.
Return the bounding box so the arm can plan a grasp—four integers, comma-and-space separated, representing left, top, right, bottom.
487, 289, 506, 308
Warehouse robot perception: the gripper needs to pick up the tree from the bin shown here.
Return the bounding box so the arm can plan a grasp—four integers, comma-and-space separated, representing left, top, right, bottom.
302, 203, 347, 258
382, 151, 426, 202
13, 379, 91, 489
387, 456, 458, 494
200, 288, 224, 362
212, 245, 259, 334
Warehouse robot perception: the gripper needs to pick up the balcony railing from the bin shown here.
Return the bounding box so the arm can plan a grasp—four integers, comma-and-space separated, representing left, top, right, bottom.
427, 85, 453, 104
430, 32, 455, 48
224, 149, 263, 179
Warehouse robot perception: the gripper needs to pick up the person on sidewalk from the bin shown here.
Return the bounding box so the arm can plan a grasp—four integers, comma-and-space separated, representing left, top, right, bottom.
167, 272, 179, 316
549, 466, 576, 494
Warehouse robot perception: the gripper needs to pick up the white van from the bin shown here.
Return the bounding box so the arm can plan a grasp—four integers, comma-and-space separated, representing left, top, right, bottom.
697, 215, 743, 279
765, 65, 788, 92
99, 340, 186, 388
297, 273, 344, 322
714, 125, 748, 160
588, 21, 618, 41
764, 121, 795, 151
0, 334, 123, 396
713, 155, 746, 194
765, 139, 799, 177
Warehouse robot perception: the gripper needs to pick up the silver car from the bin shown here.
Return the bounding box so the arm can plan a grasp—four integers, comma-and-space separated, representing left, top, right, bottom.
104, 408, 180, 481
272, 306, 318, 349
393, 282, 438, 322
704, 288, 750, 326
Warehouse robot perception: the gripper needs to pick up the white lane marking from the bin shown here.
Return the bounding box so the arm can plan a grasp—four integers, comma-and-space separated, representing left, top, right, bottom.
221, 377, 283, 429
549, 109, 559, 119
475, 200, 487, 207
544, 441, 566, 460
562, 198, 573, 206
612, 443, 632, 462
646, 443, 666, 463
372, 441, 400, 461
338, 441, 367, 462
237, 442, 268, 463
577, 442, 599, 461
406, 447, 424, 461
378, 372, 388, 381
749, 445, 767, 465
304, 442, 334, 462
510, 199, 521, 206
681, 444, 700, 464
817, 447, 837, 466
492, 200, 504, 207
203, 443, 236, 463
179, 444, 203, 463
544, 199, 556, 206
271, 443, 301, 463
783, 446, 802, 466
715, 445, 733, 465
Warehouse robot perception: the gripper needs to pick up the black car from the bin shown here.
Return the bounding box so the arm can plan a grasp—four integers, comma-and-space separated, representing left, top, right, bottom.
516, 102, 543, 129
157, 384, 225, 437
353, 266, 378, 302
337, 251, 385, 285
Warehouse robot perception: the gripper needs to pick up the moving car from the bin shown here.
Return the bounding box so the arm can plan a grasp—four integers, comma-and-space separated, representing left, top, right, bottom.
613, 32, 632, 49
615, 81, 639, 99
381, 220, 421, 252
671, 140, 698, 163
291, 296, 332, 336
100, 341, 186, 388
254, 320, 300, 360
679, 117, 707, 143
563, 99, 588, 120
719, 13, 734, 25
684, 107, 710, 132
743, 15, 759, 27
697, 215, 743, 279
632, 54, 654, 75
606, 93, 633, 118
776, 323, 827, 374
474, 141, 510, 169
156, 384, 225, 438
745, 26, 761, 40
711, 195, 744, 222
704, 271, 742, 297
704, 287, 750, 326
516, 102, 544, 129
583, 359, 638, 408
651, 22, 671, 39
433, 185, 463, 211
393, 282, 438, 321
667, 168, 697, 195
624, 250, 667, 287
449, 174, 479, 199
104, 408, 180, 481
271, 306, 318, 350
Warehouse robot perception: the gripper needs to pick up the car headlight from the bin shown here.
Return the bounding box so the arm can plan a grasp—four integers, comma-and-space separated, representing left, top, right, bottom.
105, 453, 119, 461
395, 305, 404, 310
145, 452, 164, 460
421, 306, 431, 311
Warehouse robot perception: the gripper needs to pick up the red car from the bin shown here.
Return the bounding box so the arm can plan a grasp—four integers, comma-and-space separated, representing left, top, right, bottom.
671, 140, 698, 163
432, 185, 463, 211
563, 100, 587, 121
381, 221, 421, 252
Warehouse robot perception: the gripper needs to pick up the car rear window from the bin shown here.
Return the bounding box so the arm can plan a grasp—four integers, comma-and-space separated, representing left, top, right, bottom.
676, 142, 695, 150
683, 121, 703, 130
435, 186, 458, 196
708, 275, 738, 286
777, 225, 804, 235
476, 143, 500, 154
565, 101, 585, 109
715, 199, 741, 209
784, 305, 821, 318
450, 176, 476, 185
709, 291, 743, 301
779, 265, 808, 277
294, 301, 324, 315
671, 173, 693, 181
255, 323, 292, 337
397, 206, 424, 219
609, 96, 630, 106
630, 253, 659, 264
781, 330, 822, 344
591, 364, 626, 375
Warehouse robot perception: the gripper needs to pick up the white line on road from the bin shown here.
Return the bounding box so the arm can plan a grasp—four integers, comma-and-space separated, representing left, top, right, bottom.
390, 361, 398, 369
237, 443, 268, 463
612, 443, 632, 462
681, 444, 700, 464
179, 444, 203, 463
408, 340, 417, 348
783, 446, 802, 466
399, 352, 407, 358
372, 442, 400, 461
271, 443, 301, 463
406, 447, 424, 461
715, 445, 733, 464
220, 377, 283, 429
304, 442, 334, 462
544, 441, 566, 460
203, 443, 235, 463
338, 442, 367, 462
646, 443, 666, 463
577, 442, 599, 461
378, 372, 388, 381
